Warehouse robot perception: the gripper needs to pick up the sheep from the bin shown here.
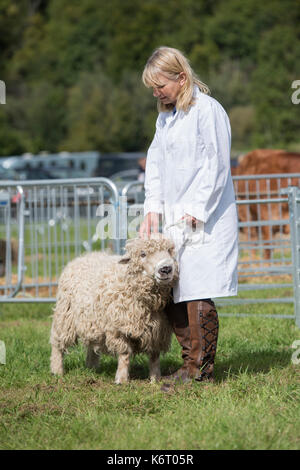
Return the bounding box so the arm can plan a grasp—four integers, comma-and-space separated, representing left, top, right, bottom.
50, 236, 178, 383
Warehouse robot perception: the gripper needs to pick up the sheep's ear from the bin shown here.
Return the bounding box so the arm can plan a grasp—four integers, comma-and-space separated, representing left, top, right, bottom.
168, 241, 176, 256
118, 255, 131, 264
125, 237, 141, 249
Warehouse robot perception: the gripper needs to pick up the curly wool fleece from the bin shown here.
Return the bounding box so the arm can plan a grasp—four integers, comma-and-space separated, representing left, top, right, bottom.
50, 236, 178, 382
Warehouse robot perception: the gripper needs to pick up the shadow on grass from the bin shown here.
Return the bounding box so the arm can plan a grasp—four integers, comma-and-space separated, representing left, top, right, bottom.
63, 344, 292, 382
132, 349, 292, 382
63, 348, 182, 381
216, 349, 292, 381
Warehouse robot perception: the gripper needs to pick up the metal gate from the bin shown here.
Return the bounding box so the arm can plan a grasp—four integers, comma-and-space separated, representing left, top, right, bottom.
122, 175, 300, 326
0, 178, 120, 302
286, 186, 300, 327
0, 175, 299, 327
219, 174, 299, 324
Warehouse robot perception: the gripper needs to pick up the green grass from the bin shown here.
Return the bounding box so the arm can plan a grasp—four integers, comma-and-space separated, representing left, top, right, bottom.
0, 302, 299, 450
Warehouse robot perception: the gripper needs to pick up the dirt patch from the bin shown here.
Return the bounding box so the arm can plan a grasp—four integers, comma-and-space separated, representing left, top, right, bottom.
0, 273, 57, 298
17, 403, 63, 419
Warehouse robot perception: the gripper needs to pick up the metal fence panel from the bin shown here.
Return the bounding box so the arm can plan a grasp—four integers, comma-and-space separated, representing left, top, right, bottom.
0, 178, 119, 302
286, 186, 300, 327
233, 174, 299, 275
122, 177, 298, 323
0, 174, 299, 327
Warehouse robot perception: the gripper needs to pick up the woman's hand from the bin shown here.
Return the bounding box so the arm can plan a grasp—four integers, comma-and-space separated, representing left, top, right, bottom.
139, 212, 160, 239
180, 214, 201, 230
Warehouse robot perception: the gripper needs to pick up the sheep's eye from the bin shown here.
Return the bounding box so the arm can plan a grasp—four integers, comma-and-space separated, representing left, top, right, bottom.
140, 251, 146, 258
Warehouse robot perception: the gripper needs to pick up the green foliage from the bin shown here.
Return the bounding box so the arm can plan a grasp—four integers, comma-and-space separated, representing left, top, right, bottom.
0, 110, 26, 155
251, 23, 300, 147
229, 105, 255, 150
0, 0, 299, 156
60, 70, 155, 152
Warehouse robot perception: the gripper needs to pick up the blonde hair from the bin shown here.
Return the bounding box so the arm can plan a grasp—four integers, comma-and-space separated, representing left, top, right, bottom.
142, 46, 210, 112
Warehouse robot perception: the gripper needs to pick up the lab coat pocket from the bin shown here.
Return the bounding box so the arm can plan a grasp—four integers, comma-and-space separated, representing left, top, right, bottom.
185, 222, 204, 248
184, 221, 213, 251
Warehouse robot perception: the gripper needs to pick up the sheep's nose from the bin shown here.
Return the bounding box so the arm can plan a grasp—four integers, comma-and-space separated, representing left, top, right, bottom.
158, 265, 172, 276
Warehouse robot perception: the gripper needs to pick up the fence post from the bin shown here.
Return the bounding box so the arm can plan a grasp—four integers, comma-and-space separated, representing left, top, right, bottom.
287, 186, 300, 328
11, 186, 25, 298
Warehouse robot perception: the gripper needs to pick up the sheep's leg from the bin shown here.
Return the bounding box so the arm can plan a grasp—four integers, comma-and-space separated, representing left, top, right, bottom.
50, 343, 64, 376
149, 352, 161, 383
86, 343, 100, 370
115, 352, 130, 384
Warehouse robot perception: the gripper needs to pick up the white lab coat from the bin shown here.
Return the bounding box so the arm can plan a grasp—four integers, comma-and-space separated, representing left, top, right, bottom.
144, 86, 238, 303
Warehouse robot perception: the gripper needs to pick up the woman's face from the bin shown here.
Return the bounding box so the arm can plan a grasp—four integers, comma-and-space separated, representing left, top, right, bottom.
151, 72, 186, 105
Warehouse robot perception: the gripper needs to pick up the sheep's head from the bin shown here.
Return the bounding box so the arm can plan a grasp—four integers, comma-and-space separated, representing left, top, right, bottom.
119, 235, 178, 286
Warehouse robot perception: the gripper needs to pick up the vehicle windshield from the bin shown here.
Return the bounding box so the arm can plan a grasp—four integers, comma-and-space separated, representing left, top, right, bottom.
96, 158, 140, 177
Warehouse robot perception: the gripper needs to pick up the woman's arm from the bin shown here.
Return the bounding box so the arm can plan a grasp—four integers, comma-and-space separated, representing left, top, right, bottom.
140, 118, 164, 238
143, 118, 164, 217
182, 101, 231, 223
139, 212, 160, 239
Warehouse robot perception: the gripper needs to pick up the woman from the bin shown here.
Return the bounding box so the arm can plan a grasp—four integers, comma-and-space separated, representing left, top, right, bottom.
139, 47, 238, 386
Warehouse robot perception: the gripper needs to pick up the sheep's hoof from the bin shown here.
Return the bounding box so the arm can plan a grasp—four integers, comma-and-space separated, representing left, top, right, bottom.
115, 376, 129, 385
50, 363, 64, 376
150, 376, 160, 384
51, 368, 64, 376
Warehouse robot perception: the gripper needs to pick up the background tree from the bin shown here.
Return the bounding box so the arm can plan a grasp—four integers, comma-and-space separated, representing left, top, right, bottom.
0, 0, 299, 156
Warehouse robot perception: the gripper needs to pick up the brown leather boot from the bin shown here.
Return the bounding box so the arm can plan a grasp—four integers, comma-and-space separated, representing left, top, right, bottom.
163, 299, 191, 381
186, 299, 219, 382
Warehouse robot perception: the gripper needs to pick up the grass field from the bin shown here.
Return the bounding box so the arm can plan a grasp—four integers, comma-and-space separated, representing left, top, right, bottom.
0, 300, 299, 450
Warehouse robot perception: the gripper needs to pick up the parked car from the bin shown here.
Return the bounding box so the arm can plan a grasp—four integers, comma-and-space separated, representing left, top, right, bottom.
17, 168, 58, 180
92, 153, 146, 179
0, 151, 100, 178
0, 166, 20, 180
111, 169, 141, 189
